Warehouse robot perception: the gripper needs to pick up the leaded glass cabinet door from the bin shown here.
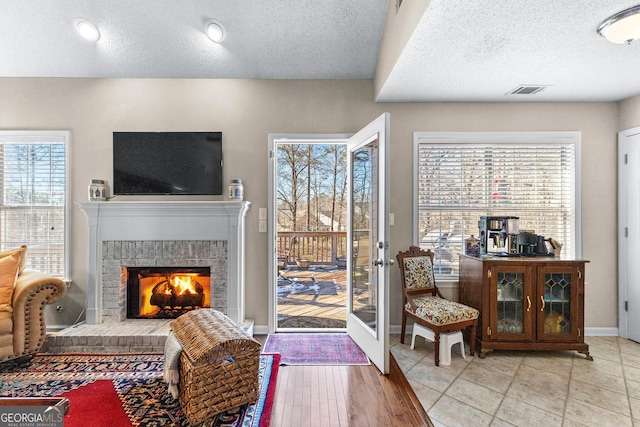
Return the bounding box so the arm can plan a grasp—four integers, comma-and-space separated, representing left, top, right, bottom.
489, 265, 533, 341
537, 265, 580, 342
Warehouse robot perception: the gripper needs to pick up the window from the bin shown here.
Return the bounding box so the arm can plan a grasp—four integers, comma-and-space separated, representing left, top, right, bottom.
0, 131, 69, 278
414, 132, 580, 279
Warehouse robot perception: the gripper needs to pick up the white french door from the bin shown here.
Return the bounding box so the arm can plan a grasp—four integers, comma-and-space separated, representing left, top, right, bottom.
619, 126, 640, 341
346, 113, 390, 374
267, 134, 350, 332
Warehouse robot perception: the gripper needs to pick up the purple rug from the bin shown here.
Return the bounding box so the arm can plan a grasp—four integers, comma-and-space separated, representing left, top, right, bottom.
263, 333, 370, 365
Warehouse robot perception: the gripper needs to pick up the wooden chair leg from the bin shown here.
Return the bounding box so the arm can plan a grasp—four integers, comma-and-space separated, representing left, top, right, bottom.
469, 323, 477, 357
434, 332, 440, 366
400, 315, 407, 344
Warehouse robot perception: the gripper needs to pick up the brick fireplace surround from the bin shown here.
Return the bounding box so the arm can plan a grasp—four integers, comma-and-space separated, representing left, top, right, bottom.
78, 201, 250, 325
47, 202, 250, 353
105, 240, 226, 321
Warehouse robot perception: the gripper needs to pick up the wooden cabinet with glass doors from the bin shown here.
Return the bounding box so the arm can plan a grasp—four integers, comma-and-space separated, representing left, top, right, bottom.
458, 254, 592, 360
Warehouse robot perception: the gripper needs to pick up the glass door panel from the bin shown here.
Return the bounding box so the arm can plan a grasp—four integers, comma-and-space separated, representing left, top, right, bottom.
496, 272, 525, 334
351, 146, 377, 330
346, 113, 390, 375
490, 265, 532, 341
540, 270, 574, 339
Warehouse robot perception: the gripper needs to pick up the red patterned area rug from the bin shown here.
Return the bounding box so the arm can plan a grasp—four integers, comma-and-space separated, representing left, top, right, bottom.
0, 353, 280, 427
263, 333, 370, 365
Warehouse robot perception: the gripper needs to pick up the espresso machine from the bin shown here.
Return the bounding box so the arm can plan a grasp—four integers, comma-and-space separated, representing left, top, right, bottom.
517, 231, 539, 255
478, 216, 519, 256
517, 232, 551, 256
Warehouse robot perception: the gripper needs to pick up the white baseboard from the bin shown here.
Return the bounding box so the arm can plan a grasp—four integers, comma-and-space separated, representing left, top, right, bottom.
254, 325, 270, 335
390, 324, 406, 334
48, 323, 397, 336
50, 322, 620, 339
584, 326, 619, 336
254, 324, 412, 336
256, 324, 621, 338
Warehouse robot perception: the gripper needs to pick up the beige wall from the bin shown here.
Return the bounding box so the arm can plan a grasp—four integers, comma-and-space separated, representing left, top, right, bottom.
620, 93, 640, 130
0, 78, 619, 330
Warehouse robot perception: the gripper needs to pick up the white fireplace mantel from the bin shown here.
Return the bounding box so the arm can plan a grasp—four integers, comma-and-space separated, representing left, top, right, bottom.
78, 201, 250, 325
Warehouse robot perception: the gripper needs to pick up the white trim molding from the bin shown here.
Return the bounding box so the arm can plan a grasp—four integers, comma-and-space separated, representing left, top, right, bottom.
78, 201, 250, 324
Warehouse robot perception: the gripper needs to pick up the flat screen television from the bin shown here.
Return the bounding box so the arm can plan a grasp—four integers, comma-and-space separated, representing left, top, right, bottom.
113, 132, 223, 195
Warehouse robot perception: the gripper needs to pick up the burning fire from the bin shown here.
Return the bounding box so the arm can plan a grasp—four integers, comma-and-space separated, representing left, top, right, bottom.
132, 269, 211, 318
171, 275, 199, 295
156, 275, 200, 296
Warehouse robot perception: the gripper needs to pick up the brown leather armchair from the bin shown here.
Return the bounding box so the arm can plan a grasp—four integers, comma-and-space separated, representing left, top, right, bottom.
0, 270, 66, 363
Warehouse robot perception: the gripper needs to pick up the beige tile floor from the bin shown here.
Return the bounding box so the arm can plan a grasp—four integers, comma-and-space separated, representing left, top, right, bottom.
390, 335, 640, 427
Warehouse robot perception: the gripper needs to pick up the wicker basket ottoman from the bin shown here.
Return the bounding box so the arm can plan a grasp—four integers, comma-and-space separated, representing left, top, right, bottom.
171, 309, 261, 425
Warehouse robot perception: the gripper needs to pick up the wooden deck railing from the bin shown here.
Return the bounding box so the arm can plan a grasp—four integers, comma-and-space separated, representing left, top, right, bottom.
277, 231, 347, 266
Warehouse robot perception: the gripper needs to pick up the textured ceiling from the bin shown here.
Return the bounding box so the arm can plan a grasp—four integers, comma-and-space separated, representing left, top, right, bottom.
0, 0, 386, 79
378, 0, 640, 102
2, 0, 640, 102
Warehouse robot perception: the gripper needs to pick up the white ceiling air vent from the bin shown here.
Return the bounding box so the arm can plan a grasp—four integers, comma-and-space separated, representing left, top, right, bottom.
507, 85, 549, 95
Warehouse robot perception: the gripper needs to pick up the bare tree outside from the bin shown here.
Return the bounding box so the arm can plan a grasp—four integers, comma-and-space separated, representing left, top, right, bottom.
277, 144, 347, 232
276, 143, 347, 262
276, 142, 351, 329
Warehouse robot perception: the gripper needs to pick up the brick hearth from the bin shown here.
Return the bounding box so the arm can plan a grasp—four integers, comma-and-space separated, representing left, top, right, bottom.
46, 320, 171, 354
46, 318, 255, 354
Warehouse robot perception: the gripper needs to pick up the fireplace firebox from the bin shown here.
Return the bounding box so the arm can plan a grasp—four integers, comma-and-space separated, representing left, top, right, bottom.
125, 267, 211, 319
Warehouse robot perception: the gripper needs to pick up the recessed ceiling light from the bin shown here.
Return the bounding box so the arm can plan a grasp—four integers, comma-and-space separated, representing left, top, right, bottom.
204, 19, 226, 43
74, 18, 100, 42
597, 5, 640, 44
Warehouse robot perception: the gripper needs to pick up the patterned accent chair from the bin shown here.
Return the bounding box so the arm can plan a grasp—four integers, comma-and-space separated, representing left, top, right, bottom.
397, 246, 479, 366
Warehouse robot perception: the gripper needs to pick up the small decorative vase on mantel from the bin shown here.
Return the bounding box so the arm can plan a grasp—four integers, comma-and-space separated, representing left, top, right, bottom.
229, 179, 244, 200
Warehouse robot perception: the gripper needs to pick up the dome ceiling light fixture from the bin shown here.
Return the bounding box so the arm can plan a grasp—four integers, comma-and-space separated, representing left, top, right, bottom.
204, 18, 227, 43
74, 18, 101, 41
597, 5, 640, 44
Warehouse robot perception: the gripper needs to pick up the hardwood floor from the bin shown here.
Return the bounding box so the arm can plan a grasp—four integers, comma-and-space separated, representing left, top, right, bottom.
256, 335, 432, 427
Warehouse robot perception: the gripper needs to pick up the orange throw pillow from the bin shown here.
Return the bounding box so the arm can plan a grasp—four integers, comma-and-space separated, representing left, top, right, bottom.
0, 245, 27, 274
0, 253, 21, 313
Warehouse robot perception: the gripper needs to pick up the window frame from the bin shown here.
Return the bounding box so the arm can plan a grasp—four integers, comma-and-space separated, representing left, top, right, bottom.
412, 131, 582, 281
0, 130, 70, 279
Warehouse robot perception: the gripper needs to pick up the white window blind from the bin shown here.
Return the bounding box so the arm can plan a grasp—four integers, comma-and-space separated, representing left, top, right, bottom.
414, 132, 580, 279
0, 132, 68, 278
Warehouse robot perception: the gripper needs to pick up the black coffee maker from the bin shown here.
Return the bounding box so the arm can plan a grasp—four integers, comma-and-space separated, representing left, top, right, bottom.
517, 232, 549, 256
517, 231, 537, 255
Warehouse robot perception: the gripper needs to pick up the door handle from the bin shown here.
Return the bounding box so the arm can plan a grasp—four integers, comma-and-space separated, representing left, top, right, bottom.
372, 259, 384, 266
540, 296, 545, 312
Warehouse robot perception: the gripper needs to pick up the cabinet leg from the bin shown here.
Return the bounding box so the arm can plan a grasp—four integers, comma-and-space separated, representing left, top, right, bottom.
478, 349, 492, 359
578, 350, 593, 361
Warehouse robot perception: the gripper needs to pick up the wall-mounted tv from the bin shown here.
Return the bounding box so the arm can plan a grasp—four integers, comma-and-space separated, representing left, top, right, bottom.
113, 132, 223, 195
